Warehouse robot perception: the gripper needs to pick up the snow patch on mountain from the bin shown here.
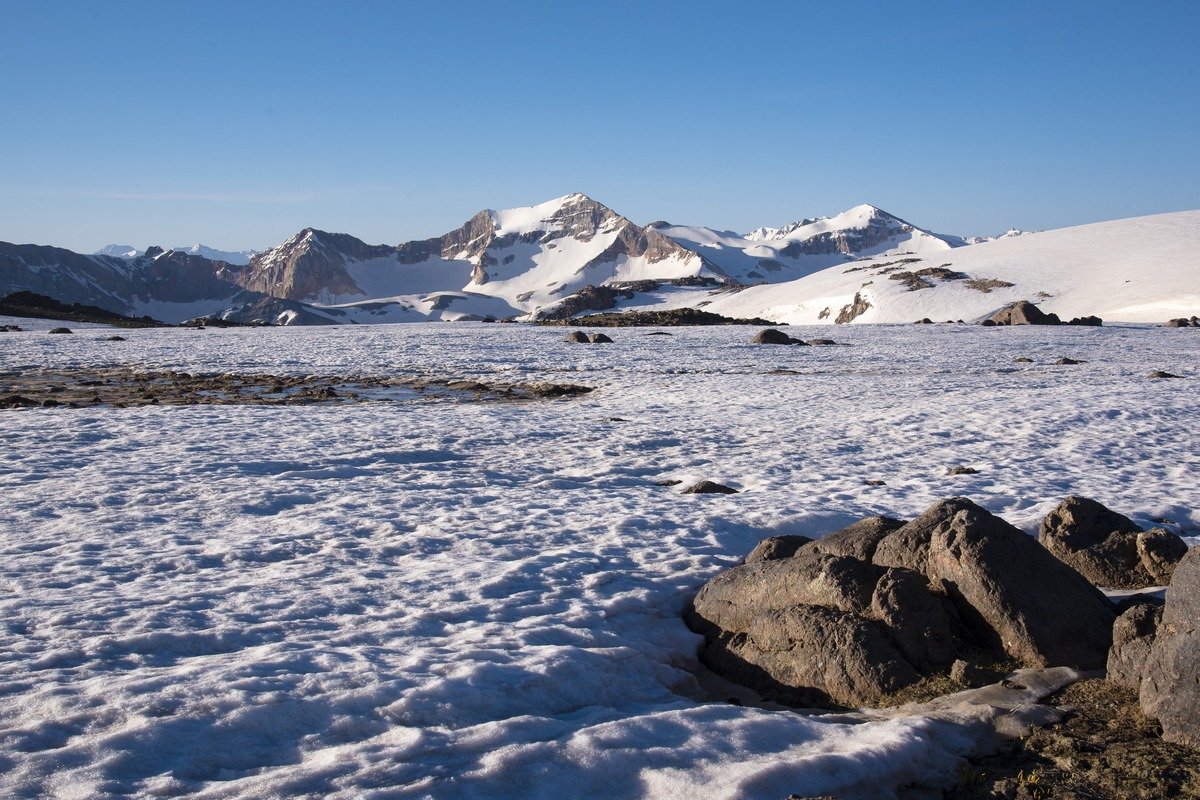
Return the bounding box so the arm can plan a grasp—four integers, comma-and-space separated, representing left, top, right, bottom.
624, 210, 1199, 324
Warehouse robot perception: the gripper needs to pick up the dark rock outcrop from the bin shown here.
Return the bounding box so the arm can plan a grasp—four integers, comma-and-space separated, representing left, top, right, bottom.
687, 498, 1116, 708
682, 480, 738, 495
553, 307, 776, 327
835, 292, 871, 324
1068, 315, 1103, 326
1107, 601, 1163, 691
986, 301, 1061, 326
752, 328, 804, 345
1141, 548, 1200, 749
1039, 496, 1187, 588
1165, 316, 1200, 328
745, 535, 812, 564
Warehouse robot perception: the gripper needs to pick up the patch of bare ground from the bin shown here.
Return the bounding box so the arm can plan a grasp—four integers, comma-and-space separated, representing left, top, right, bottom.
0, 368, 594, 409
948, 679, 1200, 799
965, 278, 1017, 293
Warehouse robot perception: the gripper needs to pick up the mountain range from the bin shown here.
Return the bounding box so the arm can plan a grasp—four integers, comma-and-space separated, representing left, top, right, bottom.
2, 194, 1195, 325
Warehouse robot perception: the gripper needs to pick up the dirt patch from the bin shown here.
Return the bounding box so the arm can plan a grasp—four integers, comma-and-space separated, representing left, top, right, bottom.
965, 278, 1017, 293
0, 368, 594, 409
948, 679, 1200, 799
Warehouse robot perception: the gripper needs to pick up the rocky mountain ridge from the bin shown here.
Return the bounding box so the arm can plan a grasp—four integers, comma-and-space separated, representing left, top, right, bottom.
5, 197, 1196, 325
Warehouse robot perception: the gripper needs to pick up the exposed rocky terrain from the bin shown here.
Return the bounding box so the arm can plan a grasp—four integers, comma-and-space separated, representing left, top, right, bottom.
0, 367, 594, 409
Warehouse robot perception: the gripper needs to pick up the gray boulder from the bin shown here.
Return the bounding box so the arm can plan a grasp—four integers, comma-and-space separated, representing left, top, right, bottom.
871, 497, 979, 573
986, 300, 1061, 326
588, 332, 613, 343
752, 328, 804, 345
1107, 600, 1162, 690
687, 552, 958, 707
924, 502, 1115, 669
804, 516, 907, 562
700, 604, 923, 708
563, 330, 590, 343
681, 480, 738, 495
1039, 496, 1186, 588
1141, 548, 1200, 749
744, 534, 812, 564
687, 498, 1119, 709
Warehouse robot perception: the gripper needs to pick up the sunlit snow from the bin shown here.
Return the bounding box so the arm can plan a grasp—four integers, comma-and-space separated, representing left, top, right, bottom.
0, 321, 1195, 798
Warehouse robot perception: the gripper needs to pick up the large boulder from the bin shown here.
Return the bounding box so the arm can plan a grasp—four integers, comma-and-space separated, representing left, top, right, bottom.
1039, 496, 1187, 588
687, 552, 960, 707
923, 502, 1115, 669
687, 498, 1118, 708
1107, 600, 1162, 690
986, 301, 1061, 326
752, 328, 804, 345
1141, 548, 1200, 749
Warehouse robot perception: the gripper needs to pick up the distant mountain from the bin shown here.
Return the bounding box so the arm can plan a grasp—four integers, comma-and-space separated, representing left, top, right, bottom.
235, 193, 717, 319
619, 211, 1200, 324
94, 244, 258, 265
6, 199, 1197, 325
3, 244, 254, 322
95, 244, 140, 258
963, 228, 1035, 245
651, 204, 966, 285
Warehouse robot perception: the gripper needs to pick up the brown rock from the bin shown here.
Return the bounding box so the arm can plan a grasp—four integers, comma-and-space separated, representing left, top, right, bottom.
1108, 601, 1162, 690
1141, 548, 1200, 749
744, 535, 812, 564
926, 502, 1115, 669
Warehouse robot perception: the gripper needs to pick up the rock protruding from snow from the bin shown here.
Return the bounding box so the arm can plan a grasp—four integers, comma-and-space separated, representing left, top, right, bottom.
986, 300, 1062, 326
752, 328, 804, 345
1141, 548, 1200, 749
1039, 496, 1187, 588
1166, 316, 1200, 327
681, 480, 738, 495
686, 498, 1116, 708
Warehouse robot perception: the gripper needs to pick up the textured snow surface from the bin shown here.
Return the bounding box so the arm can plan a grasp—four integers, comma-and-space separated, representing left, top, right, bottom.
1, 323, 1196, 799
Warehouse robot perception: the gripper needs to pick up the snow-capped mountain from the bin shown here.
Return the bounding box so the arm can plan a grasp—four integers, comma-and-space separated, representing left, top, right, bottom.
94, 244, 258, 265
650, 204, 966, 285
94, 244, 141, 258
174, 244, 257, 265
234, 193, 717, 320
3, 244, 253, 321
614, 210, 1200, 324
6, 199, 1197, 325
964, 228, 1035, 245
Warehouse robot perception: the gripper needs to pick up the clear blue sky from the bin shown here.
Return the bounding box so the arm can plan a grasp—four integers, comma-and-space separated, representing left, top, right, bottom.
1, 0, 1197, 252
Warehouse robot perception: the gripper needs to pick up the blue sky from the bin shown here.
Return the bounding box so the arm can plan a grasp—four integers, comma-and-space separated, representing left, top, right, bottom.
1, 1, 1197, 252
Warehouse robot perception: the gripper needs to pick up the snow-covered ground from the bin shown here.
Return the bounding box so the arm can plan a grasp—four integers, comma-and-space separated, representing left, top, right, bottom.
0, 322, 1196, 799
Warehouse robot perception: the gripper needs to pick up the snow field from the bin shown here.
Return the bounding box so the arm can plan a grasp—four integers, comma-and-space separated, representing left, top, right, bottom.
0, 322, 1196, 798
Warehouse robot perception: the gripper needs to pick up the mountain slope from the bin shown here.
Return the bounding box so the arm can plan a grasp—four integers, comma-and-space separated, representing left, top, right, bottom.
652, 204, 964, 285
621, 210, 1199, 324
236, 193, 720, 318
2, 243, 254, 322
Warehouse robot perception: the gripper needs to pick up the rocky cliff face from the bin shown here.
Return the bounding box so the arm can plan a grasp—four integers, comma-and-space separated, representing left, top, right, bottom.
237, 229, 392, 302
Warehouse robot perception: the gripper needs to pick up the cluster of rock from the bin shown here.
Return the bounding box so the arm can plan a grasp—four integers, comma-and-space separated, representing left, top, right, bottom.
1039, 496, 1186, 588
563, 330, 613, 344
1166, 316, 1200, 327
0, 323, 22, 332
1109, 549, 1200, 749
686, 496, 1190, 726
980, 300, 1102, 327
752, 329, 838, 346
556, 307, 777, 327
